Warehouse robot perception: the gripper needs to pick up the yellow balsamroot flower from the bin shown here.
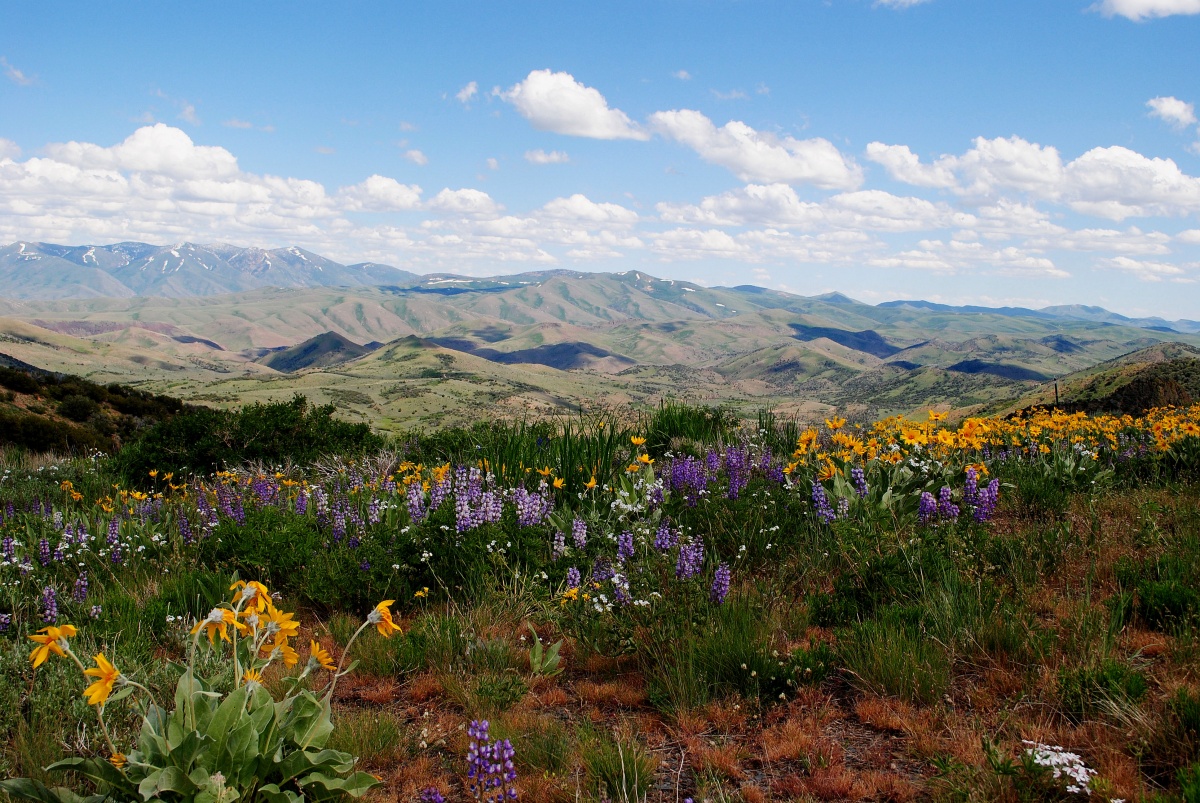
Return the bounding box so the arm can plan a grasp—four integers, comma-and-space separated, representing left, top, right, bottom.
29, 624, 78, 668
552, 477, 566, 489
242, 668, 264, 691
928, 410, 948, 422
230, 580, 271, 612
583, 476, 598, 490
110, 753, 127, 770
310, 639, 336, 671
264, 639, 299, 668
368, 600, 402, 638
262, 603, 299, 642
537, 466, 553, 477
83, 653, 121, 706
637, 453, 654, 465
630, 436, 647, 446
625, 463, 642, 473
825, 416, 846, 431
191, 608, 246, 645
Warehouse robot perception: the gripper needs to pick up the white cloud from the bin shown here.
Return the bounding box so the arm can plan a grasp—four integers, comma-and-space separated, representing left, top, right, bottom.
1, 56, 34, 86
403, 149, 428, 166
712, 89, 748, 101
45, 124, 239, 180
541, 194, 638, 225
1093, 0, 1200, 19
486, 158, 500, 170
456, 81, 478, 104
869, 239, 1068, 278
178, 103, 201, 125
865, 143, 957, 188
649, 109, 862, 189
338, 175, 423, 211
501, 69, 648, 140
1178, 229, 1200, 243
524, 149, 570, 165
1146, 96, 1197, 129
1065, 145, 1200, 219
1027, 226, 1172, 255
672, 70, 692, 81
1098, 255, 1187, 281
874, 0, 934, 7
0, 138, 20, 160
223, 119, 255, 130
427, 188, 502, 217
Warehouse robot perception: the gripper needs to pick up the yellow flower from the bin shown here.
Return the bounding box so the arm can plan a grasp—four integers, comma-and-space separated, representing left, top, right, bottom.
637, 453, 654, 465
625, 463, 641, 473
927, 410, 948, 422
109, 753, 127, 770
552, 477, 566, 489
825, 417, 847, 431
148, 470, 158, 478
264, 638, 299, 668
83, 653, 121, 706
191, 608, 246, 645
630, 436, 647, 446
310, 639, 336, 671
369, 600, 402, 638
28, 624, 77, 668
242, 668, 264, 688
262, 603, 299, 642
230, 580, 271, 612
583, 476, 598, 490
537, 466, 553, 477
413, 587, 429, 599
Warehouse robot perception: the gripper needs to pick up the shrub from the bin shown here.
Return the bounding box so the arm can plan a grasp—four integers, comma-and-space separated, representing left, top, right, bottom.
57, 394, 100, 423
1058, 658, 1148, 723
838, 607, 951, 705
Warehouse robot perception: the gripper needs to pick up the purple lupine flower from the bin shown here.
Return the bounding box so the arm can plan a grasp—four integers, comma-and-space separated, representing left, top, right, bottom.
591, 559, 616, 584
368, 497, 381, 525
566, 566, 581, 589
851, 466, 868, 498
571, 518, 587, 550
837, 497, 850, 519
359, 559, 371, 572
676, 541, 704, 580
42, 586, 57, 623
617, 530, 634, 562
179, 514, 193, 544
918, 491, 938, 524
348, 536, 360, 548
551, 530, 566, 560
811, 482, 835, 524
1, 534, 13, 559
974, 478, 1000, 522
654, 520, 677, 551
963, 468, 980, 508
937, 486, 959, 520
38, 537, 51, 566
72, 572, 89, 603
406, 481, 427, 523
710, 562, 731, 604
466, 719, 517, 802
0, 612, 11, 631
429, 476, 451, 512
512, 485, 551, 528
89, 605, 102, 619
725, 446, 750, 499
108, 517, 120, 545
420, 790, 446, 803
295, 489, 309, 515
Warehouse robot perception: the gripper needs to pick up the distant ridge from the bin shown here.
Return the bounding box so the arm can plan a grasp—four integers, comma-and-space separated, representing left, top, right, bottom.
260, 332, 379, 373
880, 299, 1200, 334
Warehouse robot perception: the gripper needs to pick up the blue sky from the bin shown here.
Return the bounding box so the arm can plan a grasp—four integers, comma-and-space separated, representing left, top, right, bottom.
2, 0, 1200, 317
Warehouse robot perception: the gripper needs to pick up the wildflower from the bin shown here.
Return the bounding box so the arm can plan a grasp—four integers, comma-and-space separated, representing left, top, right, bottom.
28, 624, 77, 668
230, 580, 271, 612
583, 475, 598, 490
637, 453, 654, 466
110, 753, 127, 770
414, 587, 430, 599
242, 668, 264, 692
266, 639, 299, 668
552, 477, 565, 489
191, 608, 246, 644
630, 436, 647, 446
825, 416, 846, 431
83, 654, 121, 706
566, 566, 581, 589
710, 563, 731, 604
42, 585, 58, 623
368, 600, 402, 638
309, 639, 336, 671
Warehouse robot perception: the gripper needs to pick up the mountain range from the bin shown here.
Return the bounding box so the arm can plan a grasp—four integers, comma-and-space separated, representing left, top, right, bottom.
1, 240, 1198, 428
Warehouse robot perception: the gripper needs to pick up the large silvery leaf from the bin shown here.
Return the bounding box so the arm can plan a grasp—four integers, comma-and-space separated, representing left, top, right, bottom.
297, 771, 380, 801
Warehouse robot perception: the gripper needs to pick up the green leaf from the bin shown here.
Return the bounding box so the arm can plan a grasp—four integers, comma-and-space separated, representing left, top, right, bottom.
255, 784, 304, 803
298, 771, 380, 800
0, 778, 85, 803
106, 685, 136, 705
167, 730, 212, 771
137, 766, 200, 801
46, 756, 135, 794
205, 684, 251, 755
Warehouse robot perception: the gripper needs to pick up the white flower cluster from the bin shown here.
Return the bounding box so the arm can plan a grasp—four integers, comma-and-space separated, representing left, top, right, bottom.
1021, 740, 1121, 799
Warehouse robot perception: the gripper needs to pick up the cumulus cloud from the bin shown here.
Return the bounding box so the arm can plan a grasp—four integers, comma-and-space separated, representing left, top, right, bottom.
456, 81, 478, 104
1178, 229, 1200, 243
865, 143, 957, 188
403, 149, 428, 166
0, 138, 20, 160
1147, 96, 1197, 129
1, 56, 35, 86
869, 239, 1068, 278
1026, 226, 1172, 255
1093, 0, 1200, 19
501, 70, 648, 140
541, 194, 638, 225
338, 175, 423, 211
650, 109, 862, 189
1098, 255, 1188, 281
427, 188, 502, 217
525, 149, 570, 164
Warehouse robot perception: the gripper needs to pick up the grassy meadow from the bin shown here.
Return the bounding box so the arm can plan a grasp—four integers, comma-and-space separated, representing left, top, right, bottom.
2, 400, 1200, 802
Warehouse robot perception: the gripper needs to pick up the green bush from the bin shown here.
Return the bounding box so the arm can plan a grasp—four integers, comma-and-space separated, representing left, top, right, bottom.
838, 606, 951, 705
1058, 658, 1148, 723
113, 394, 383, 483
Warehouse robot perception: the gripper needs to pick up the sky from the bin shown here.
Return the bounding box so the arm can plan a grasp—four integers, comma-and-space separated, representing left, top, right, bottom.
2, 0, 1200, 319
